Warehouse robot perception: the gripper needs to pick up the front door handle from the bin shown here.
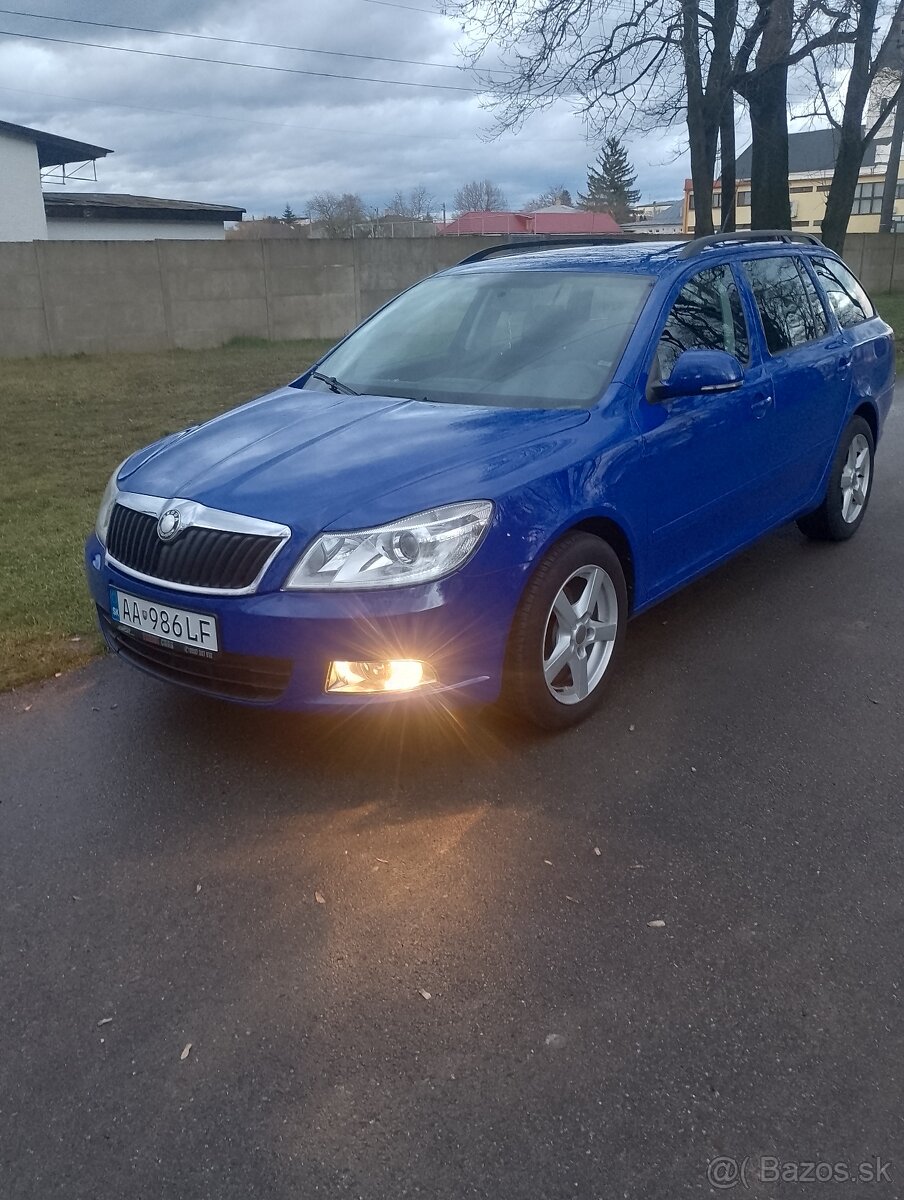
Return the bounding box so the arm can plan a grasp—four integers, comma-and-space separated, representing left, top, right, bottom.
750, 392, 773, 418
838, 353, 852, 370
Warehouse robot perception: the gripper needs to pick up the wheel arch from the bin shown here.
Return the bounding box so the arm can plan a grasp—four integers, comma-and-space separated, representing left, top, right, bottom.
853, 400, 878, 445
561, 514, 637, 610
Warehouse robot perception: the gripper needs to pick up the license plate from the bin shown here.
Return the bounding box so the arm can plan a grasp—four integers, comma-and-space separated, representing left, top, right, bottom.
109, 588, 219, 653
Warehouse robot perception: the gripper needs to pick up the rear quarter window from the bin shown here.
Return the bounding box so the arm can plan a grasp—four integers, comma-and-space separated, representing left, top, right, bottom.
812, 258, 876, 328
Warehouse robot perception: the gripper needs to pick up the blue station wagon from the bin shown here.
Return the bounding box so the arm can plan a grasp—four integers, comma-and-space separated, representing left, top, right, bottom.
85, 231, 894, 728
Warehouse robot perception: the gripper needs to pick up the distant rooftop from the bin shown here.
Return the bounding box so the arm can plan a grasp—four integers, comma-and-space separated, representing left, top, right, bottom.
0, 119, 112, 167
43, 192, 245, 222
734, 126, 878, 178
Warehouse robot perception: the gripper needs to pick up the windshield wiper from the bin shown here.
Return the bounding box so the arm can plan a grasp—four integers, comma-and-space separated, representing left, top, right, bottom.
311, 370, 359, 396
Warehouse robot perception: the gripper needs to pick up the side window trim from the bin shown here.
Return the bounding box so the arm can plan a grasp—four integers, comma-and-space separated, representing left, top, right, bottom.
796, 254, 836, 335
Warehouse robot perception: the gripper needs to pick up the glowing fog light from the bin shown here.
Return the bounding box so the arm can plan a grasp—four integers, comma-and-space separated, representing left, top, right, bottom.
326, 659, 437, 694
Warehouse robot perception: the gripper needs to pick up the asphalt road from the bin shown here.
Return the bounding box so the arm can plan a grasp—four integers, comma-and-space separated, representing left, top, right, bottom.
3, 405, 904, 1200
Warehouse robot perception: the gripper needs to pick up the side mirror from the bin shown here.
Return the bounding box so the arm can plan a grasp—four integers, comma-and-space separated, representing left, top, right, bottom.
650, 348, 744, 402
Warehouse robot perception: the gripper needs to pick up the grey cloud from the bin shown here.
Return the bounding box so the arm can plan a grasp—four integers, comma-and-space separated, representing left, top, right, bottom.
0, 0, 691, 215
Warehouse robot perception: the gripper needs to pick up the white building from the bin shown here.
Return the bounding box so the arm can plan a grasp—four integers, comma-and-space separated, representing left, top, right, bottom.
0, 119, 244, 241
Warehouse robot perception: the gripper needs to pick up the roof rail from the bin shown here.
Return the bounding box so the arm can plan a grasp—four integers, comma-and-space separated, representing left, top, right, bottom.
457, 236, 643, 265
677, 229, 824, 258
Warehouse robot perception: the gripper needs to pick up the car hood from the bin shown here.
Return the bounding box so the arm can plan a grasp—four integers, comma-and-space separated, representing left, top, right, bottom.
120, 387, 590, 533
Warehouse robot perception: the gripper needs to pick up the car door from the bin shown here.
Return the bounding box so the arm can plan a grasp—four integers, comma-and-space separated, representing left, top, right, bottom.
637, 262, 778, 594
738, 253, 851, 512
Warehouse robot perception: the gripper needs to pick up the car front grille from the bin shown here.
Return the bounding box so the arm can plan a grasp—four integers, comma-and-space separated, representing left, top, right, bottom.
107, 502, 284, 591
99, 610, 291, 702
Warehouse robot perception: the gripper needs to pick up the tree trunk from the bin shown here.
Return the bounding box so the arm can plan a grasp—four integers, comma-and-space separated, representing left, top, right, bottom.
735, 0, 792, 230
719, 98, 737, 231
879, 87, 904, 233
745, 65, 792, 228
820, 0, 885, 251
682, 0, 717, 236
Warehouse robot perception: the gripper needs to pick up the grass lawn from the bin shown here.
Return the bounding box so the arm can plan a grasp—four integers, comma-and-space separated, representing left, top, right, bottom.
0, 337, 331, 692
874, 293, 904, 366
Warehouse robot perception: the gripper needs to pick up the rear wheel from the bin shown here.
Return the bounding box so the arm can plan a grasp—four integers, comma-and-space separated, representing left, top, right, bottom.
797, 415, 874, 542
503, 532, 627, 730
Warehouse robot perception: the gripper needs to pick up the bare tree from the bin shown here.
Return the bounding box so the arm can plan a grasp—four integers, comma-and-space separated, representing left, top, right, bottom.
809, 1, 904, 249
384, 185, 436, 219
524, 184, 574, 209
307, 191, 368, 237
453, 179, 509, 213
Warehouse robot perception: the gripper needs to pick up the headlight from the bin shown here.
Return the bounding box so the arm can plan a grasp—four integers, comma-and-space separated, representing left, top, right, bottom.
95, 465, 122, 545
285, 500, 494, 590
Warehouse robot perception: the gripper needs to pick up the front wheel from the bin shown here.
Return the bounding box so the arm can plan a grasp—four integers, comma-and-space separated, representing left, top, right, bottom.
502, 532, 628, 730
797, 415, 875, 542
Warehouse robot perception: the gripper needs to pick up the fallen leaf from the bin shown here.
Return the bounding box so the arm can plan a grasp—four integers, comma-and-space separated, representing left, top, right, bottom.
630, 863, 643, 870
565, 894, 579, 904
69, 636, 82, 643
593, 846, 601, 856
690, 766, 697, 773
374, 858, 389, 864
23, 705, 32, 712
195, 883, 202, 894
418, 988, 432, 1001
97, 1017, 113, 1026
629, 724, 635, 732
71, 895, 81, 902
868, 696, 879, 705
180, 1043, 192, 1060
54, 672, 62, 678
647, 919, 666, 928
315, 891, 326, 904
543, 859, 553, 866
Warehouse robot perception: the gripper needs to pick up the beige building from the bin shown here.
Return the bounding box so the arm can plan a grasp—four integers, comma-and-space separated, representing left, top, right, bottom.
681, 126, 904, 235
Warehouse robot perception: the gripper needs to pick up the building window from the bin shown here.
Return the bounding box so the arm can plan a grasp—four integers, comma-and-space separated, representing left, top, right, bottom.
688, 193, 694, 211
896, 182, 904, 200
817, 184, 831, 192
736, 190, 751, 207
852, 181, 884, 214
792, 220, 810, 227
712, 192, 721, 208
790, 185, 814, 193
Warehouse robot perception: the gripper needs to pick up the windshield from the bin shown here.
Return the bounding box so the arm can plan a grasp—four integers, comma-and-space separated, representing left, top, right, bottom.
299, 268, 653, 409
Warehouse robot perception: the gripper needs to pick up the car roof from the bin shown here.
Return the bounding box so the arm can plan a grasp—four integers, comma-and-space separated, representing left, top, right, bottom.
445, 235, 840, 280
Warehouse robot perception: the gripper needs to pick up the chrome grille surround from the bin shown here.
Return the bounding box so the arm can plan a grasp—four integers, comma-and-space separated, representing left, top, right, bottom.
105, 492, 292, 595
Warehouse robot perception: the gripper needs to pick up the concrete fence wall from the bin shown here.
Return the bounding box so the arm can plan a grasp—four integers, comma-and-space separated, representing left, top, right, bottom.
0, 232, 901, 360
0, 236, 509, 359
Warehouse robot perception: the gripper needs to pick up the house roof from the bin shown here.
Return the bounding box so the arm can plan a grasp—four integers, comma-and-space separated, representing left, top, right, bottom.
734, 126, 878, 178
621, 199, 684, 230
43, 192, 245, 222
0, 119, 112, 167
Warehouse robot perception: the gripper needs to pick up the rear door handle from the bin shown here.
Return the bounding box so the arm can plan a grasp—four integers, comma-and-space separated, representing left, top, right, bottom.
750, 392, 773, 418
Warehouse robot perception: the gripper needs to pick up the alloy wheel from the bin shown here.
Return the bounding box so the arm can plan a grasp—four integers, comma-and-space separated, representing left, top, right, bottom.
542, 564, 618, 705
840, 432, 871, 524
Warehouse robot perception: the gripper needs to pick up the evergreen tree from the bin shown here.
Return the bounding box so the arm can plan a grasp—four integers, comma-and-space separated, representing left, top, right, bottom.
281, 203, 298, 223
578, 138, 641, 223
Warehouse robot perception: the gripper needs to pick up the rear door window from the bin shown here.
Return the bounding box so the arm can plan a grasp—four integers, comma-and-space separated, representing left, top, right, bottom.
812, 257, 876, 328
741, 256, 829, 354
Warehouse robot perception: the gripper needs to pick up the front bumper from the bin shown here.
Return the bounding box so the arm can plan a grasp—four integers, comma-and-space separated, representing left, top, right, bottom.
85, 534, 522, 711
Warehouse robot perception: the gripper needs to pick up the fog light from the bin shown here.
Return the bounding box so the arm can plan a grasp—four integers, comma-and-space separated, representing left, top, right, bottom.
326, 659, 437, 694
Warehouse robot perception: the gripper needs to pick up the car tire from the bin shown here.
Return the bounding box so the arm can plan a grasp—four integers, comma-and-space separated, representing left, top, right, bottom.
502, 532, 628, 731
796, 415, 875, 542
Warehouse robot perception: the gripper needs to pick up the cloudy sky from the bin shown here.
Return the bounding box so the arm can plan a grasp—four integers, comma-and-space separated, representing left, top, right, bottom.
0, 0, 767, 216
